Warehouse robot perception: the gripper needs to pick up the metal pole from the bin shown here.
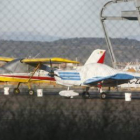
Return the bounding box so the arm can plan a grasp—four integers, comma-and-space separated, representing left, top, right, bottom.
135, 0, 140, 23
100, 0, 138, 68
100, 1, 117, 68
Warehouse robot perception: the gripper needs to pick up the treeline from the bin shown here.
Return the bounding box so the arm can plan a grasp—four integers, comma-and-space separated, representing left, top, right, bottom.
0, 37, 140, 65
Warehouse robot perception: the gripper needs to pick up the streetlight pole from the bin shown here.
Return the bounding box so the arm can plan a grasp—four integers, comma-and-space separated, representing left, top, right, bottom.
100, 0, 140, 68
100, 1, 117, 68
134, 0, 140, 23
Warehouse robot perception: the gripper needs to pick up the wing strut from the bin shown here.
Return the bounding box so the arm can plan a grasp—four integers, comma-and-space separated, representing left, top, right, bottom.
28, 63, 41, 82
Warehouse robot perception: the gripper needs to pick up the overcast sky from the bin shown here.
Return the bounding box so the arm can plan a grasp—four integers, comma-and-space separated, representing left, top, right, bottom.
0, 0, 139, 38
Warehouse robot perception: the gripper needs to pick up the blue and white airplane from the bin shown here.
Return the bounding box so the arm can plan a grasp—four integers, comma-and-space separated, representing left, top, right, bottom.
50, 49, 139, 99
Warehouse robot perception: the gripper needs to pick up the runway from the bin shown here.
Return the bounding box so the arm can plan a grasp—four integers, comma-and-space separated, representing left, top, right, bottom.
1, 87, 140, 99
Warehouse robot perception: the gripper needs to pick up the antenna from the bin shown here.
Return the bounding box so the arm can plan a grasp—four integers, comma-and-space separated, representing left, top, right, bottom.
34, 53, 40, 58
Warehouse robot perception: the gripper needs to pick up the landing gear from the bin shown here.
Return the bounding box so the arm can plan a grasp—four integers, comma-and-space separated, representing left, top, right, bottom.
13, 88, 20, 95
28, 89, 34, 96
100, 92, 107, 99
97, 82, 108, 99
27, 82, 35, 95
82, 91, 90, 98
13, 82, 21, 95
82, 87, 90, 98
13, 82, 34, 96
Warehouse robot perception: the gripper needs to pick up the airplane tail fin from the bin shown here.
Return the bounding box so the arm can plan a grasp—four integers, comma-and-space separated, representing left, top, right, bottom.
84, 49, 106, 65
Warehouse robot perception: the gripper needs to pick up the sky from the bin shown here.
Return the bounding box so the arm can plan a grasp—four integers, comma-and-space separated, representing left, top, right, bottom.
0, 0, 140, 39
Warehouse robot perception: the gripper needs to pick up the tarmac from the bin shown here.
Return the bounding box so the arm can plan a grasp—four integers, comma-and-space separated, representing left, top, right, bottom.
1, 87, 140, 99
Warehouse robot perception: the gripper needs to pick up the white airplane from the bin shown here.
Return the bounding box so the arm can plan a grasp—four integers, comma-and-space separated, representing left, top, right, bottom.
48, 49, 139, 99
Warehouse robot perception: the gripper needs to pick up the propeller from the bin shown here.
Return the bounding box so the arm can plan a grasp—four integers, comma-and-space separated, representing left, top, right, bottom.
48, 59, 59, 77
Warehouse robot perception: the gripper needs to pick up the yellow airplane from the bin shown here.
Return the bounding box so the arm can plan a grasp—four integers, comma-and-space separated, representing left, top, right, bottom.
0, 57, 79, 95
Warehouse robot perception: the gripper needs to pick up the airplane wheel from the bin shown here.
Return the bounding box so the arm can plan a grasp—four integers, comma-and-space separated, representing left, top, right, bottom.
82, 91, 86, 98
13, 88, 20, 95
100, 92, 107, 99
82, 91, 90, 98
86, 92, 90, 98
28, 89, 34, 96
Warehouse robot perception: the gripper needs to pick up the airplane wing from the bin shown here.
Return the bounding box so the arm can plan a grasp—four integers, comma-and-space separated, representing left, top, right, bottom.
83, 73, 139, 86
0, 57, 14, 62
21, 57, 79, 64
0, 57, 79, 64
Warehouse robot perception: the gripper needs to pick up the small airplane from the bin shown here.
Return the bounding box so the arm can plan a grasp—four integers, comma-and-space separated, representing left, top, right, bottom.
0, 57, 79, 95
48, 49, 139, 99
0, 49, 106, 96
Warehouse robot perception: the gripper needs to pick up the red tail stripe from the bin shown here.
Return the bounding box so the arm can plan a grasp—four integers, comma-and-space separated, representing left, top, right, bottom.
97, 52, 105, 63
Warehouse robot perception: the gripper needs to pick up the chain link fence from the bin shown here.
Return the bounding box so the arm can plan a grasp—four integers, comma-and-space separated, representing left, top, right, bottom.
0, 1, 140, 139
0, 0, 140, 88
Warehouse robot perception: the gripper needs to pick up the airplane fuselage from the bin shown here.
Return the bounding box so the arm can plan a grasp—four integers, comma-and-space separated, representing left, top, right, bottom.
55, 63, 140, 87
0, 71, 55, 83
